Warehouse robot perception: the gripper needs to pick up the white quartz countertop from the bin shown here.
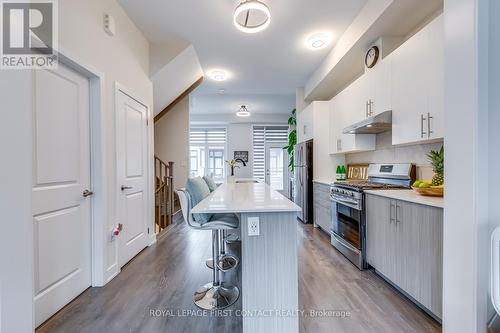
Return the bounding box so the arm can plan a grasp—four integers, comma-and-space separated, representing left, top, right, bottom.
313, 179, 334, 186
191, 182, 302, 214
364, 189, 444, 209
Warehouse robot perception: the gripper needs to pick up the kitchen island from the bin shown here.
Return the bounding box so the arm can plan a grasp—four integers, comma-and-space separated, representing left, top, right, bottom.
192, 182, 301, 333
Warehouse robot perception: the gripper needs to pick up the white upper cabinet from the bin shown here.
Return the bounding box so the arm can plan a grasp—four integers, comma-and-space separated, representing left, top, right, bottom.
427, 15, 444, 140
329, 88, 376, 154
391, 14, 444, 145
297, 103, 314, 143
366, 57, 392, 116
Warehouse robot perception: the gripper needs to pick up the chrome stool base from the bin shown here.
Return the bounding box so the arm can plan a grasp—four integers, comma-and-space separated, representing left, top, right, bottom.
206, 254, 239, 271
225, 233, 240, 244
193, 283, 239, 310
217, 254, 239, 272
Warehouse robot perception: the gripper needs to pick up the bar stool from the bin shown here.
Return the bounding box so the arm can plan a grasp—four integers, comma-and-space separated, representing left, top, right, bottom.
177, 189, 240, 310
206, 221, 239, 272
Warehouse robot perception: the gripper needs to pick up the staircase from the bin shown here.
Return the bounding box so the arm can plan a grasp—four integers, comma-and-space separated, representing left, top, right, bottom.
154, 156, 176, 232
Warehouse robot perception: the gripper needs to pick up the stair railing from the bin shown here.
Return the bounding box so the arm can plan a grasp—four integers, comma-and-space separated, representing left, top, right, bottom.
154, 156, 174, 231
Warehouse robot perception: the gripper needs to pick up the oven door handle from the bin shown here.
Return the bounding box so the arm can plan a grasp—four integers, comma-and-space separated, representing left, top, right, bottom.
330, 195, 360, 209
332, 233, 360, 254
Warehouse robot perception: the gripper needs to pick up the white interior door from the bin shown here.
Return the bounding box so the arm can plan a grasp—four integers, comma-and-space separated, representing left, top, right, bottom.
116, 90, 149, 267
265, 143, 289, 196
32, 64, 92, 326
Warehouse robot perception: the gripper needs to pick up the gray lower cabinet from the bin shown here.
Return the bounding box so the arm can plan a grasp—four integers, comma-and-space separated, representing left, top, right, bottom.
313, 182, 331, 234
366, 194, 443, 319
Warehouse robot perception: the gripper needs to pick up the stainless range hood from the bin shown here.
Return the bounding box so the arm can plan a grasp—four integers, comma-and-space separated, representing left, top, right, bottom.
343, 110, 392, 134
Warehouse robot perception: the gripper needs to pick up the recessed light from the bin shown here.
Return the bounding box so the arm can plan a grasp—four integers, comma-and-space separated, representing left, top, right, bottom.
306, 32, 332, 50
366, 124, 373, 128
208, 70, 228, 81
236, 105, 251, 117
234, 0, 271, 34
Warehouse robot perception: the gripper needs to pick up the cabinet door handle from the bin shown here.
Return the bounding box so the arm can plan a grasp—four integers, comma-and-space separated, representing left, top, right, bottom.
337, 139, 342, 152
427, 112, 433, 138
421, 114, 427, 138
396, 204, 401, 224
366, 101, 369, 117
369, 99, 374, 116
390, 201, 395, 224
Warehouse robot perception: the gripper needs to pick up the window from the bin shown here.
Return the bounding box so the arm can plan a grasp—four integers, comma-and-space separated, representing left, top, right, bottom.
252, 126, 288, 182
189, 127, 227, 182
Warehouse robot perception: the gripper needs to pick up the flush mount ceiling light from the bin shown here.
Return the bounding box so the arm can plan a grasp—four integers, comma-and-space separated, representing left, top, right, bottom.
236, 105, 251, 117
233, 0, 271, 34
306, 32, 332, 50
208, 70, 228, 81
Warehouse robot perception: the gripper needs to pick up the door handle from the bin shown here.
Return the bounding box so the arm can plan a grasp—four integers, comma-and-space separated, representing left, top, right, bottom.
83, 190, 94, 197
121, 185, 133, 191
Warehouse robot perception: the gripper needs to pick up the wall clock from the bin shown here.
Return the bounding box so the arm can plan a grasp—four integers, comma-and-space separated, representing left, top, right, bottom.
365, 46, 380, 68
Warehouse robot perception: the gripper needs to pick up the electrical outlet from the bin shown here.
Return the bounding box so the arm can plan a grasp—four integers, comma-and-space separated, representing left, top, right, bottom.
248, 217, 260, 236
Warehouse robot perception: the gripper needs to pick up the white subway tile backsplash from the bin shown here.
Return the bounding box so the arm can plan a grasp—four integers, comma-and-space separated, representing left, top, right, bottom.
345, 131, 443, 181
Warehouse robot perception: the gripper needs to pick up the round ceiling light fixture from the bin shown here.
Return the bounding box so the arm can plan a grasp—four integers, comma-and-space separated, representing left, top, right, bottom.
233, 0, 271, 34
236, 105, 251, 117
208, 69, 228, 81
306, 32, 332, 50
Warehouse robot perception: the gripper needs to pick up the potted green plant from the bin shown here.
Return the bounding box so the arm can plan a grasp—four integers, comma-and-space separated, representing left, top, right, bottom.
283, 108, 297, 173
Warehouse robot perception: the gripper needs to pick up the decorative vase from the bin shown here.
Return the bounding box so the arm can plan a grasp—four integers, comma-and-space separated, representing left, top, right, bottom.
227, 175, 236, 183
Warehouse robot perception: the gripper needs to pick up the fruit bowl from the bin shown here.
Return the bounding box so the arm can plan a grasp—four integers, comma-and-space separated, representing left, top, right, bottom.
411, 186, 444, 197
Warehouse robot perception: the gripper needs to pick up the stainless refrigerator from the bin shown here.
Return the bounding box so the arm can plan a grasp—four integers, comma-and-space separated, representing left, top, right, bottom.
294, 140, 313, 224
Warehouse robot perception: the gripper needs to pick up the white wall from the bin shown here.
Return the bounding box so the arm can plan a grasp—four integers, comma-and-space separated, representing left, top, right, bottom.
0, 71, 34, 333
443, 0, 490, 331
58, 0, 154, 285
227, 124, 254, 178
149, 40, 189, 76
190, 113, 289, 179
1, 1, 155, 330
151, 45, 203, 115
154, 96, 190, 190
489, 0, 500, 320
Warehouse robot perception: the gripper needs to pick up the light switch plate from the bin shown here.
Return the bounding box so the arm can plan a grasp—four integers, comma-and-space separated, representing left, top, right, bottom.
248, 217, 260, 236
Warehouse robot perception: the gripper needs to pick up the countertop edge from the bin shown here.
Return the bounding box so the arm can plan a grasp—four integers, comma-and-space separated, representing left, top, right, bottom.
191, 208, 302, 214
312, 180, 333, 186
364, 190, 444, 209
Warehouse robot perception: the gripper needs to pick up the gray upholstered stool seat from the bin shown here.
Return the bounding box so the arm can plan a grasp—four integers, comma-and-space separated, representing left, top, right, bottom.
177, 188, 240, 310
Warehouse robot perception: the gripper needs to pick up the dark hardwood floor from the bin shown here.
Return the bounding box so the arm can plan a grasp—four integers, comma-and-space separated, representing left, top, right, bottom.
37, 221, 441, 333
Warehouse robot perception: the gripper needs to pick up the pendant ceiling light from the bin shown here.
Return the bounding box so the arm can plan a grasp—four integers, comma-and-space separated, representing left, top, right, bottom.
236, 105, 251, 117
233, 0, 271, 34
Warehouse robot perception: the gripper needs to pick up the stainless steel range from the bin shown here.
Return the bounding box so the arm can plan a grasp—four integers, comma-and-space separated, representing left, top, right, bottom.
330, 163, 416, 269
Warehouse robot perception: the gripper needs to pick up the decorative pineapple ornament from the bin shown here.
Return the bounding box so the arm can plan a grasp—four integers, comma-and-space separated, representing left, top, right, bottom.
427, 146, 444, 186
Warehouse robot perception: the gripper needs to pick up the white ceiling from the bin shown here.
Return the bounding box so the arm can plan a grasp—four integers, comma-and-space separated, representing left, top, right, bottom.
190, 94, 295, 114
119, 0, 367, 113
